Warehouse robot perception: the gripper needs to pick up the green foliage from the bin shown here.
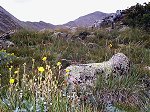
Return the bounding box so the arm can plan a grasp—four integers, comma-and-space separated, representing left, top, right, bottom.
0, 50, 16, 66
123, 2, 150, 31
95, 65, 149, 111
117, 28, 150, 48
0, 27, 149, 111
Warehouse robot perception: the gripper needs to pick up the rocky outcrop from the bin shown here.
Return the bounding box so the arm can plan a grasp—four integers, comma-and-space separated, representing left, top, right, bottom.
87, 42, 100, 49
52, 32, 69, 39
92, 10, 123, 29
0, 31, 15, 49
119, 25, 130, 32
144, 66, 150, 71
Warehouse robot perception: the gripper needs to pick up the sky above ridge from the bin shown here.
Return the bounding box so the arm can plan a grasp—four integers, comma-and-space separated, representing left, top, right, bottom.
0, 0, 149, 25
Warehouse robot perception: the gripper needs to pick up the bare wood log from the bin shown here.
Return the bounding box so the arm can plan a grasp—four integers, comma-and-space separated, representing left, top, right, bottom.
64, 53, 130, 92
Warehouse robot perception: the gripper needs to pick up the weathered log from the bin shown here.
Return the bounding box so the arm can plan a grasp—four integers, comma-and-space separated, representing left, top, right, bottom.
64, 53, 130, 92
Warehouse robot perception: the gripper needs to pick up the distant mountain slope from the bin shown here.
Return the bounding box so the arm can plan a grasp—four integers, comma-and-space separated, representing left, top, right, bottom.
63, 11, 110, 27
0, 6, 22, 33
0, 6, 55, 33
25, 21, 55, 31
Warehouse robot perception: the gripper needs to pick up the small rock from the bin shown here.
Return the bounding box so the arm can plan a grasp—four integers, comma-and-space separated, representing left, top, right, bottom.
144, 66, 150, 71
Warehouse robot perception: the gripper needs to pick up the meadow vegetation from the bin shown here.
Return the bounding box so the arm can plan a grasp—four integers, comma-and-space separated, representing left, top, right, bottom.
0, 26, 149, 112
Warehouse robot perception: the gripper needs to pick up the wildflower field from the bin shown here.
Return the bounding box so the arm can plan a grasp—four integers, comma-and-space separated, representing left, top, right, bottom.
0, 28, 149, 112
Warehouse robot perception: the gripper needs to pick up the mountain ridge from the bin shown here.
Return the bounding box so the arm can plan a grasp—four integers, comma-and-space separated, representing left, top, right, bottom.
63, 11, 110, 27
0, 6, 111, 33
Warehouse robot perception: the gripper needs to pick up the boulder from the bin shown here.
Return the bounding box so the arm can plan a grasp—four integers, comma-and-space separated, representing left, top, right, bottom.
144, 66, 150, 71
78, 31, 90, 40
87, 42, 100, 49
0, 40, 15, 49
53, 31, 68, 38
0, 31, 15, 49
0, 31, 15, 40
119, 26, 130, 32
5, 40, 15, 47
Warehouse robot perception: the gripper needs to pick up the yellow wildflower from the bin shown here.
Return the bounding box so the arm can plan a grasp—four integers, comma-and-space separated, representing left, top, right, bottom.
11, 53, 14, 56
57, 62, 61, 66
14, 70, 19, 74
9, 66, 13, 71
42, 57, 47, 61
65, 73, 69, 77
1, 49, 6, 52
9, 78, 15, 84
109, 44, 112, 48
66, 69, 70, 73
38, 67, 45, 73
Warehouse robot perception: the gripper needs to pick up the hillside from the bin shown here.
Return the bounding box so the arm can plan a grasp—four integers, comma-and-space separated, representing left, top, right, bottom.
25, 21, 55, 31
0, 6, 55, 33
0, 6, 23, 33
63, 11, 110, 27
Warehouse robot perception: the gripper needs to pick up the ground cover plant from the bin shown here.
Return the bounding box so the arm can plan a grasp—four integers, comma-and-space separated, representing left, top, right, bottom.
0, 26, 149, 112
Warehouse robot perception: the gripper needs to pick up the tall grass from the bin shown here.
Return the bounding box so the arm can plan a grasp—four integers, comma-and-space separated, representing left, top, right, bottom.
0, 28, 149, 111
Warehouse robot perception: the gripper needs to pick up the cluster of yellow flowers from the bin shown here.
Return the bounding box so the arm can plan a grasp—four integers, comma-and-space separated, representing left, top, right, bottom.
0, 49, 6, 52
38, 57, 62, 73
8, 56, 63, 83
65, 69, 70, 77
36, 57, 47, 73
9, 68, 19, 84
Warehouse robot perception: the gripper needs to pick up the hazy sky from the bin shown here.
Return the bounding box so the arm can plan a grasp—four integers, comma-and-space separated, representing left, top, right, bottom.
0, 0, 149, 25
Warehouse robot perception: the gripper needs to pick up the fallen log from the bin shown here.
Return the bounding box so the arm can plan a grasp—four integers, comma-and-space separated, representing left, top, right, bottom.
64, 53, 130, 92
